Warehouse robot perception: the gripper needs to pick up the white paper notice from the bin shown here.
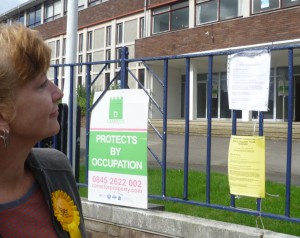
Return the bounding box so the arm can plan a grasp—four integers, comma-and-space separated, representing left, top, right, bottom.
227, 49, 271, 111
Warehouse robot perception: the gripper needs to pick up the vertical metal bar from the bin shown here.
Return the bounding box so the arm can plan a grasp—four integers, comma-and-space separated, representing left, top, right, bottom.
232, 111, 237, 135
85, 64, 92, 184
206, 55, 213, 204
183, 58, 190, 200
162, 59, 168, 196
120, 47, 129, 89
68, 65, 74, 165
230, 110, 237, 207
257, 111, 264, 211
259, 112, 263, 136
285, 48, 294, 217
53, 66, 59, 149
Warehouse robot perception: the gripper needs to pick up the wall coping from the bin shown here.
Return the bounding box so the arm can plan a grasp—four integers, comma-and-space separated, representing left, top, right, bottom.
82, 199, 298, 238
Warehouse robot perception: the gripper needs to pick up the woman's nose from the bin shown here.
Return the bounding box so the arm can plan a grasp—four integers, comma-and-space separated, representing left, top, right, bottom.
51, 81, 64, 102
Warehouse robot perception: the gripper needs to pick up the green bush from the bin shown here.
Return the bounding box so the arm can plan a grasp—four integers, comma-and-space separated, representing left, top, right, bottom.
77, 85, 94, 117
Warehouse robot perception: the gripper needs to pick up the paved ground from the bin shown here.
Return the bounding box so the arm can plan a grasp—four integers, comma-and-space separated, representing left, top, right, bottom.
80, 128, 300, 186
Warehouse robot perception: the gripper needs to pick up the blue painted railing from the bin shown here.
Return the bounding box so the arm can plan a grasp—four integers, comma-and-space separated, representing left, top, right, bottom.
49, 44, 300, 224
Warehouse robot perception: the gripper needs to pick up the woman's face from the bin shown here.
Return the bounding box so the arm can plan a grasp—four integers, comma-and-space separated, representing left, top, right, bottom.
9, 74, 63, 144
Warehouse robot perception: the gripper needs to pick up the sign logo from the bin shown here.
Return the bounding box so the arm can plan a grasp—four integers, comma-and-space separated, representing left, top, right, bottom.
109, 96, 123, 120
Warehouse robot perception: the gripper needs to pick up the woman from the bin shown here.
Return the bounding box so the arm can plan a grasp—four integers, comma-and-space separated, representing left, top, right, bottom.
0, 24, 87, 237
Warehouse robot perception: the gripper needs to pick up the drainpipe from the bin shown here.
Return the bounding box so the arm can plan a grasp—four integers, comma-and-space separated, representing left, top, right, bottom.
144, 0, 147, 37
62, 0, 78, 174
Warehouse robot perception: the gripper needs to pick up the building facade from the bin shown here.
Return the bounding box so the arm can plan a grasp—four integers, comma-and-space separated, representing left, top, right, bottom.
1, 0, 300, 121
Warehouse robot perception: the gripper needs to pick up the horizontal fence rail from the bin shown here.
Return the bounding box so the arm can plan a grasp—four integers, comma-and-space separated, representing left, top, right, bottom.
47, 44, 300, 224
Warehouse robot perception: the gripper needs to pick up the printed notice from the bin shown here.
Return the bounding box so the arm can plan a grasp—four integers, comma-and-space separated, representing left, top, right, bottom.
88, 89, 149, 209
228, 136, 265, 198
227, 49, 271, 111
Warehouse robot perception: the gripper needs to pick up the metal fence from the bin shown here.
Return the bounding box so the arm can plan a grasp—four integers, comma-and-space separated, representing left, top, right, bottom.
49, 44, 300, 224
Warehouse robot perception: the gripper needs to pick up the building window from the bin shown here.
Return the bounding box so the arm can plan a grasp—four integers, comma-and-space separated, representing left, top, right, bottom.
27, 5, 41, 27
13, 13, 25, 24
196, 0, 217, 24
116, 48, 122, 67
252, 0, 279, 13
282, 0, 300, 8
252, 0, 300, 13
116, 23, 123, 44
106, 49, 111, 69
78, 33, 83, 53
45, 0, 61, 22
56, 40, 60, 58
220, 0, 241, 20
87, 53, 92, 63
78, 55, 83, 73
196, 0, 242, 25
88, 0, 103, 6
87, 31, 93, 50
138, 69, 145, 89
78, 76, 82, 87
152, 1, 189, 34
62, 38, 66, 56
106, 26, 111, 46
62, 58, 66, 76
78, 0, 85, 9
64, 0, 68, 14
64, 0, 86, 14
140, 17, 145, 38
114, 72, 121, 88
105, 73, 110, 88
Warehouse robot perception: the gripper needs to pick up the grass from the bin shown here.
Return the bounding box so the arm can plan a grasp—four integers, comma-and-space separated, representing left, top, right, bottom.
78, 166, 300, 236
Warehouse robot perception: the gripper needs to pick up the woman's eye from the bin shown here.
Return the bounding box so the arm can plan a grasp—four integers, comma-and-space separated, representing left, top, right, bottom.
40, 80, 48, 88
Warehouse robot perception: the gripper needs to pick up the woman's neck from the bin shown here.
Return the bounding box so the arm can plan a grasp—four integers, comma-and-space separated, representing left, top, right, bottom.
0, 147, 34, 204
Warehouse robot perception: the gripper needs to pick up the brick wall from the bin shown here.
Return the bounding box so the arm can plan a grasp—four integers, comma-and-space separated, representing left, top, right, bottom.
135, 7, 300, 57
34, 0, 144, 40
33, 1, 300, 58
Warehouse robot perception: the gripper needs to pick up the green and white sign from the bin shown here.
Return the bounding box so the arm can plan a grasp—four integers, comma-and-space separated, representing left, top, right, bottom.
88, 89, 149, 209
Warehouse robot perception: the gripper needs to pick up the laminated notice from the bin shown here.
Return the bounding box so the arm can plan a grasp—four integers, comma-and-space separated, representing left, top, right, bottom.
228, 135, 265, 198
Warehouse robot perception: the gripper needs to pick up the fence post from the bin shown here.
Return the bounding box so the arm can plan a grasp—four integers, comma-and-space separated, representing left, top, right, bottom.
120, 47, 129, 89
183, 58, 190, 200
285, 48, 294, 217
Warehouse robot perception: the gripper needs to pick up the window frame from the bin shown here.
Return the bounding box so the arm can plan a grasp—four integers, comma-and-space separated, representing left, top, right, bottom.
139, 17, 145, 38
116, 23, 123, 45
13, 13, 25, 24
88, 0, 102, 7
78, 33, 83, 53
251, 0, 300, 14
116, 47, 122, 68
78, 55, 83, 74
87, 53, 92, 62
138, 68, 145, 89
64, 0, 88, 14
196, 0, 242, 26
87, 31, 93, 51
105, 73, 110, 88
62, 38, 66, 56
44, 0, 61, 23
106, 26, 112, 46
56, 39, 60, 58
27, 5, 42, 28
152, 1, 189, 34
251, 0, 280, 14
105, 49, 111, 69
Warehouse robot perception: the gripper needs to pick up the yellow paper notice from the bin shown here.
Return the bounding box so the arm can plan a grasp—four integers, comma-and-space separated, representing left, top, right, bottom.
228, 136, 265, 198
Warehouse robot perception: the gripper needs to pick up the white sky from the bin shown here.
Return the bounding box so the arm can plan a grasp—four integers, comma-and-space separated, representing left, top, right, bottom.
0, 0, 29, 15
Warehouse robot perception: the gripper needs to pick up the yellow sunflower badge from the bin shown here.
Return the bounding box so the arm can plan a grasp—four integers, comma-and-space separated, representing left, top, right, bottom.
51, 190, 82, 238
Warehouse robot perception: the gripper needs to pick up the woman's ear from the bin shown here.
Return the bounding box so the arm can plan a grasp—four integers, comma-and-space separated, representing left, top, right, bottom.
0, 111, 10, 128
